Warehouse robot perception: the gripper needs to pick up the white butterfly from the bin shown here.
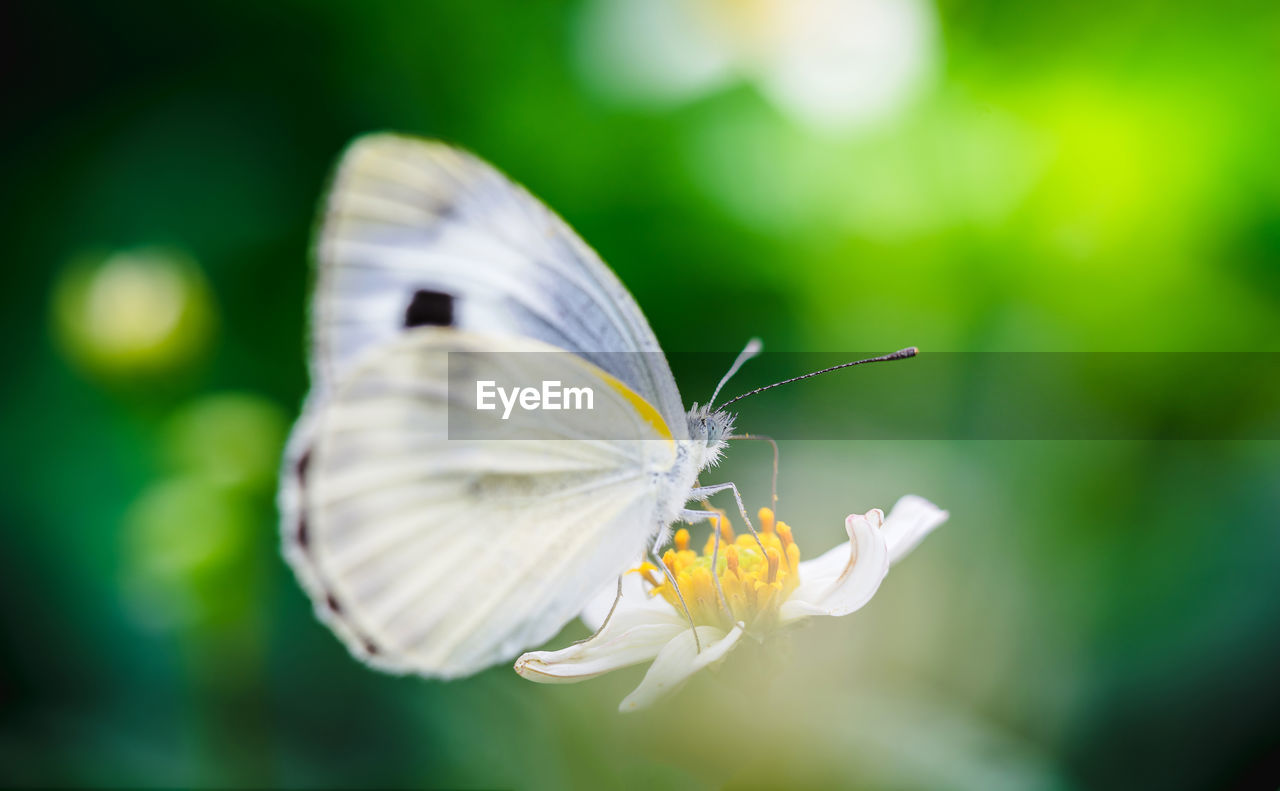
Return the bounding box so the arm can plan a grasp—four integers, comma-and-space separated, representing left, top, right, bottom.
280, 134, 915, 680
278, 134, 771, 679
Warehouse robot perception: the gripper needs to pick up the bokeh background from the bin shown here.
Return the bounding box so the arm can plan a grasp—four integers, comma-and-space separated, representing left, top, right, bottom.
3, 1, 1279, 789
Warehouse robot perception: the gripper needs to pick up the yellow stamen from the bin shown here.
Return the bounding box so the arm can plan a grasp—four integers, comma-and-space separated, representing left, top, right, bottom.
726, 544, 740, 576
719, 514, 735, 543
630, 505, 805, 631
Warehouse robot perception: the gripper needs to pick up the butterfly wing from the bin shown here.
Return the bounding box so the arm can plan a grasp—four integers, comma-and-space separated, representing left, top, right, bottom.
309, 133, 686, 430
286, 329, 681, 678
281, 135, 701, 676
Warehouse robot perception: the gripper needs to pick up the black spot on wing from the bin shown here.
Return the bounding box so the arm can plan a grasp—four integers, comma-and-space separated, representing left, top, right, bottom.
404, 289, 454, 327
325, 591, 384, 657
295, 448, 312, 549
290, 446, 385, 662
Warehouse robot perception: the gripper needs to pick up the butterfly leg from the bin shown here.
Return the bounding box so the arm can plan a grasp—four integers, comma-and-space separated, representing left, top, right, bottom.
650, 534, 702, 653
688, 482, 767, 556
679, 508, 738, 626
727, 433, 780, 517
570, 575, 623, 647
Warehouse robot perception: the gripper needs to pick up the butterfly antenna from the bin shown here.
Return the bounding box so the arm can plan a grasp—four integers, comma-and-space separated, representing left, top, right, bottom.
719, 347, 918, 409
709, 338, 763, 408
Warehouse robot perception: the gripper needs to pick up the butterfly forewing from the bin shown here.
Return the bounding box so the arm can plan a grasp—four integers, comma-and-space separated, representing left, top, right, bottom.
312, 134, 686, 429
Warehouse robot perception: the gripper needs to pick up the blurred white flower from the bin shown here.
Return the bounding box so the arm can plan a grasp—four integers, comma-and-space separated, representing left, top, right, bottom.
577, 0, 938, 132
515, 494, 948, 711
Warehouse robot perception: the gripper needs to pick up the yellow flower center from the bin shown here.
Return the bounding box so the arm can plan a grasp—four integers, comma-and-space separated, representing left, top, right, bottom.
635, 507, 801, 631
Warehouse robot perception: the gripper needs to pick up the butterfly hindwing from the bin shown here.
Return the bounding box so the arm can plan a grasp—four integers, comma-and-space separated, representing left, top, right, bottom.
285, 329, 681, 678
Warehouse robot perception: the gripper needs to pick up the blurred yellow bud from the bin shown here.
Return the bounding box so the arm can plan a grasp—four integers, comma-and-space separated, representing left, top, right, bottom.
52, 247, 215, 378
163, 392, 288, 493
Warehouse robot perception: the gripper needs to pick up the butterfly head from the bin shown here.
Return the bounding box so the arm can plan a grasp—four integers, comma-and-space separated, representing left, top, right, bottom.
686, 403, 735, 468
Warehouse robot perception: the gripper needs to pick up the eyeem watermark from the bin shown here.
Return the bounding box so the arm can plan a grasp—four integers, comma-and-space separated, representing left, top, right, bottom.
451, 351, 1280, 440
475, 380, 595, 420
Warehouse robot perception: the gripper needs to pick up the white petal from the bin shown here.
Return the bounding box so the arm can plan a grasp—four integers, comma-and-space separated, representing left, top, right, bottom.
579, 568, 675, 633
515, 607, 687, 685
791, 530, 856, 590
788, 507, 886, 602
780, 509, 890, 623
619, 624, 743, 712
576, 0, 736, 105
882, 494, 949, 566
755, 0, 937, 131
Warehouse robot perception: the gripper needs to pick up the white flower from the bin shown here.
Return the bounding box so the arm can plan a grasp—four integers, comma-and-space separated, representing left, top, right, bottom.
515, 494, 948, 711
576, 0, 939, 133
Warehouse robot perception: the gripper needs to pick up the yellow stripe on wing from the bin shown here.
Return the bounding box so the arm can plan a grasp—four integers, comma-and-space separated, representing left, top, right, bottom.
595, 370, 674, 443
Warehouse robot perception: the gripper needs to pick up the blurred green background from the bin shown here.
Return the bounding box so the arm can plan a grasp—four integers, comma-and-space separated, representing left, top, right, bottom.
3, 1, 1279, 789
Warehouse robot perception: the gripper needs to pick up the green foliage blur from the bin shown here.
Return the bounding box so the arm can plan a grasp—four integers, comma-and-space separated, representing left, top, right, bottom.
2, 1, 1278, 789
